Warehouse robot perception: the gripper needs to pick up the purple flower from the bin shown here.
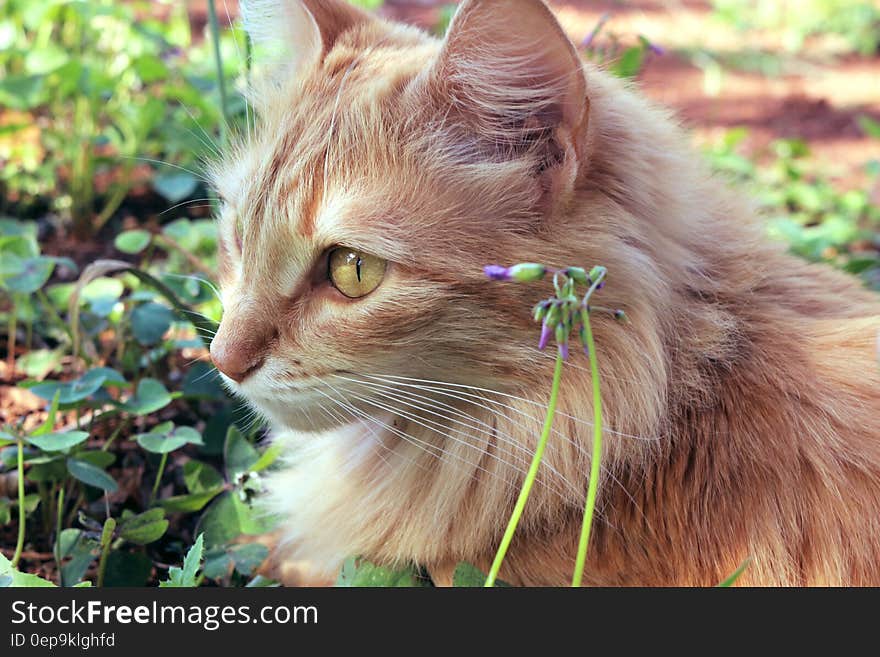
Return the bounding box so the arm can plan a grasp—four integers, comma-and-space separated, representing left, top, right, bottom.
538, 322, 552, 350
558, 341, 569, 360
484, 265, 511, 281
647, 41, 665, 56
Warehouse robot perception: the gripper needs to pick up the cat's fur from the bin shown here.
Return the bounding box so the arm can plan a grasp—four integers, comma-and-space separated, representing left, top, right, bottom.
209, 0, 880, 586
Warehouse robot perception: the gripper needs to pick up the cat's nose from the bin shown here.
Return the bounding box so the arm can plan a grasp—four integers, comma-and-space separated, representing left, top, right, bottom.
210, 316, 277, 384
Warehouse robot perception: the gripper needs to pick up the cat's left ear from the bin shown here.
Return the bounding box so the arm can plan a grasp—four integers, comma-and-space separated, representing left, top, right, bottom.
426, 0, 590, 197
242, 0, 371, 82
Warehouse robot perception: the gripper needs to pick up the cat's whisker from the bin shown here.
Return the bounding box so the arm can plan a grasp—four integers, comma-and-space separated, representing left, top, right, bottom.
338, 385, 570, 501
162, 273, 224, 307
125, 156, 212, 185
221, 0, 253, 148
158, 197, 216, 217
333, 373, 582, 497
189, 364, 220, 386
174, 101, 223, 157
315, 386, 428, 477
360, 373, 661, 444
337, 373, 642, 515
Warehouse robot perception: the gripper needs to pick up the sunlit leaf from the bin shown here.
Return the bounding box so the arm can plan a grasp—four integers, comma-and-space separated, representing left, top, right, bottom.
122, 378, 171, 415
114, 230, 152, 254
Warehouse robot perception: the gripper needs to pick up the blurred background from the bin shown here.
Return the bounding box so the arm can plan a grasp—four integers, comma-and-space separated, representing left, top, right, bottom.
0, 0, 878, 587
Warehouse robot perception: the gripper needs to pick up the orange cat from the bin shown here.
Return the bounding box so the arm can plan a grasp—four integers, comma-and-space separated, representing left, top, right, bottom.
209, 0, 880, 586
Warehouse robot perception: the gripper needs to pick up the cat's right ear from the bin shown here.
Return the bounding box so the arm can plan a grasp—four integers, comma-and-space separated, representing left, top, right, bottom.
241, 0, 371, 84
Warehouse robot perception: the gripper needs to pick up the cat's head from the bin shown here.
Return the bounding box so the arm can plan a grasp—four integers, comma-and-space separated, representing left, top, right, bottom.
209, 0, 594, 431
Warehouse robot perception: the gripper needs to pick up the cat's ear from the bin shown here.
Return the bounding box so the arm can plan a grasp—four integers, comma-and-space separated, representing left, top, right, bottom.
429, 0, 590, 190
242, 0, 371, 79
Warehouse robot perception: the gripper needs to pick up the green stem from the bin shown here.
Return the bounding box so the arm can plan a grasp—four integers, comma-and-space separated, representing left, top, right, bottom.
485, 354, 565, 587
7, 302, 17, 374
101, 417, 129, 452
55, 486, 65, 585
572, 308, 603, 587
206, 0, 229, 149
96, 517, 116, 587
36, 289, 70, 340
149, 452, 168, 505
65, 490, 84, 528
11, 439, 26, 567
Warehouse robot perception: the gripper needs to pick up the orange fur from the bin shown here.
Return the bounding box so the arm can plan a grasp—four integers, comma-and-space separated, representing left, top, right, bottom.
209, 0, 880, 586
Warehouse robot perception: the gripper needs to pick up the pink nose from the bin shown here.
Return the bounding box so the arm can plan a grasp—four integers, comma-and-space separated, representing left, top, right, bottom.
210, 316, 277, 383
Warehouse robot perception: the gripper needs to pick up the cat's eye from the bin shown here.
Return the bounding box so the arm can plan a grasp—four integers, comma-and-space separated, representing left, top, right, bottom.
328, 248, 386, 298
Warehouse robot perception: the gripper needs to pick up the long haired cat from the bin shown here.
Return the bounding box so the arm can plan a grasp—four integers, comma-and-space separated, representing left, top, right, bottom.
208, 0, 880, 586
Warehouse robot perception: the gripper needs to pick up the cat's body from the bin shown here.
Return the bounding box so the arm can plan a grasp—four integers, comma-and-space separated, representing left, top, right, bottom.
210, 0, 880, 586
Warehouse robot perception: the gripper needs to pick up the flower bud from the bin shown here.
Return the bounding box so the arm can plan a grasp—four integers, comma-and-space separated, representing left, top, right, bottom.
565, 267, 590, 285
578, 325, 590, 356
483, 265, 511, 281
588, 265, 606, 282
508, 263, 546, 282
555, 322, 570, 360
614, 309, 628, 323
538, 321, 552, 350
555, 322, 568, 346
533, 300, 551, 322
544, 303, 561, 328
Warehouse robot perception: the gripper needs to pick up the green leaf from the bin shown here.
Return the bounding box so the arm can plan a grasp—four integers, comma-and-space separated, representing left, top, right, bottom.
75, 450, 116, 470
857, 115, 880, 140
24, 44, 70, 75
196, 491, 269, 547
160, 534, 204, 587
227, 543, 269, 576
224, 425, 260, 481
66, 458, 117, 492
122, 378, 171, 415
0, 552, 55, 587
57, 529, 98, 587
202, 548, 233, 580
0, 432, 17, 449
183, 460, 224, 493
336, 557, 427, 587
27, 431, 89, 452
103, 550, 153, 587
153, 172, 199, 203
114, 230, 152, 254
118, 508, 168, 545
452, 562, 487, 587
250, 443, 283, 474
31, 368, 125, 404
80, 277, 124, 317
0, 74, 45, 111
16, 349, 63, 379
136, 424, 202, 454
160, 490, 223, 513
24, 457, 67, 483
3, 256, 55, 293
182, 362, 224, 400
131, 302, 175, 345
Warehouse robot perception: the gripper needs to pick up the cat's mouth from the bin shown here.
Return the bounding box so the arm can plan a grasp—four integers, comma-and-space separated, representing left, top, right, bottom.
220, 366, 356, 432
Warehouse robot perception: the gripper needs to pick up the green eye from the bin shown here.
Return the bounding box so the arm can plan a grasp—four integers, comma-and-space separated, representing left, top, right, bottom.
328, 248, 386, 298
